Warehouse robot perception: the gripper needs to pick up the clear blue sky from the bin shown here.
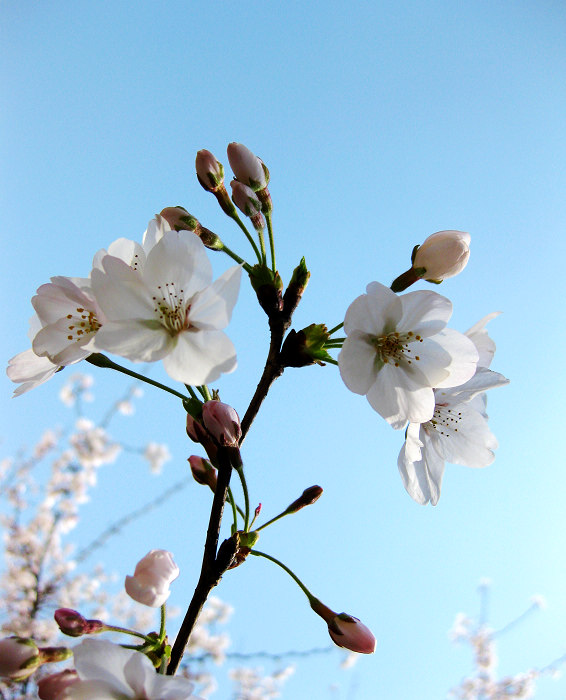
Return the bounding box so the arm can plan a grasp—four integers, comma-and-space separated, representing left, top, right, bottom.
2, 1, 566, 698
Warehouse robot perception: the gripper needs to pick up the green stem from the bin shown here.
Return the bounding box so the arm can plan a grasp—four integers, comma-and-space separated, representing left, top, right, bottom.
266, 211, 276, 273
255, 510, 289, 532
236, 467, 251, 531
103, 624, 152, 642
249, 550, 316, 604
227, 486, 239, 529
231, 213, 263, 263
159, 604, 167, 643
323, 357, 338, 366
327, 322, 344, 335
197, 385, 212, 402
86, 355, 187, 401
221, 243, 253, 273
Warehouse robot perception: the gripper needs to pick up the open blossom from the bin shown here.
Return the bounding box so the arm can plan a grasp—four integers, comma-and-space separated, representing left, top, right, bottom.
398, 314, 508, 505
7, 348, 61, 397
32, 276, 104, 366
91, 231, 241, 385
339, 282, 478, 429
60, 639, 199, 699
125, 550, 179, 607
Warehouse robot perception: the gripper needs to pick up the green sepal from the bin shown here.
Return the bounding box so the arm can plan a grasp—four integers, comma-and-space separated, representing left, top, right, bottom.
410, 244, 420, 265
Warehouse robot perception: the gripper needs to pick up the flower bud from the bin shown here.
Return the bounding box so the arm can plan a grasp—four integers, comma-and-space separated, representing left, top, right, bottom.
196, 149, 225, 192
227, 142, 269, 191
327, 613, 376, 654
310, 599, 376, 654
285, 485, 323, 514
37, 670, 79, 699
230, 180, 262, 217
54, 609, 105, 637
280, 324, 333, 368
159, 206, 200, 232
125, 550, 179, 608
201, 400, 241, 447
188, 455, 218, 492
413, 230, 470, 282
0, 637, 40, 681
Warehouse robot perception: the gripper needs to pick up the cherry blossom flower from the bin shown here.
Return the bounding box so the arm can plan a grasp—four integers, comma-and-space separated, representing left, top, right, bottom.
6, 348, 61, 397
413, 230, 471, 282
339, 282, 478, 429
60, 639, 200, 699
32, 276, 104, 366
91, 231, 241, 386
398, 314, 508, 505
0, 637, 40, 680
125, 550, 179, 608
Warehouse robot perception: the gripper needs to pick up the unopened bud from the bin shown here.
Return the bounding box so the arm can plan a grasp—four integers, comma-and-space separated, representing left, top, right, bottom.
285, 486, 323, 514
54, 609, 105, 637
227, 142, 269, 191
188, 455, 218, 492
196, 149, 225, 192
391, 230, 471, 292
230, 180, 262, 217
280, 324, 333, 368
282, 257, 310, 316
0, 637, 40, 681
201, 400, 241, 447
249, 265, 283, 316
310, 600, 376, 654
37, 670, 80, 699
160, 206, 199, 232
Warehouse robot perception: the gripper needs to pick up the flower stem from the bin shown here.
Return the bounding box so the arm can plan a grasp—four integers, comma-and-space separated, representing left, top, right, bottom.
231, 213, 263, 264
221, 243, 253, 273
227, 486, 239, 529
249, 549, 316, 604
159, 604, 167, 643
235, 467, 250, 531
327, 322, 344, 335
103, 624, 152, 641
86, 354, 188, 401
266, 211, 276, 273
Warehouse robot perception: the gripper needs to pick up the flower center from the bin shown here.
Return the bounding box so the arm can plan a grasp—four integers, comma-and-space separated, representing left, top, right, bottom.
152, 283, 192, 335
427, 403, 463, 437
371, 331, 423, 367
66, 307, 101, 343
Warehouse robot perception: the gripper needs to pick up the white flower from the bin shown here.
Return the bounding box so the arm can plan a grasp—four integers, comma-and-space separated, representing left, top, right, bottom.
143, 442, 171, 475
397, 312, 508, 504
339, 282, 478, 428
125, 550, 179, 608
413, 230, 471, 282
32, 276, 104, 365
61, 639, 200, 699
91, 231, 241, 386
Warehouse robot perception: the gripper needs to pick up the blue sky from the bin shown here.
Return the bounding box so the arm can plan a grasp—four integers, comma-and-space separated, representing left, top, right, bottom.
2, 1, 566, 698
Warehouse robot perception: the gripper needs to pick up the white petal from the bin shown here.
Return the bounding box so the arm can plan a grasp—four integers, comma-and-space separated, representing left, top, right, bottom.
62, 679, 126, 699
143, 231, 212, 298
145, 673, 198, 700
430, 329, 478, 388
338, 331, 379, 395
437, 367, 509, 405
91, 258, 154, 321
93, 321, 172, 362
33, 319, 94, 365
344, 283, 401, 335
398, 434, 445, 506
397, 290, 452, 336
365, 363, 435, 428
123, 651, 160, 696
6, 349, 61, 396
72, 640, 132, 694
465, 312, 501, 368
142, 214, 172, 253
163, 330, 237, 385
189, 265, 242, 330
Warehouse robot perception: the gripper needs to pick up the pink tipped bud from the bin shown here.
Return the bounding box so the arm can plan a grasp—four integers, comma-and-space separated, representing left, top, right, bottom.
54, 609, 105, 637
125, 549, 179, 608
327, 613, 376, 654
254, 503, 262, 517
227, 142, 269, 191
230, 180, 262, 217
201, 400, 241, 447
0, 637, 40, 681
186, 413, 207, 443
196, 149, 225, 192
189, 455, 218, 491
159, 206, 200, 232
37, 670, 80, 699
285, 485, 323, 514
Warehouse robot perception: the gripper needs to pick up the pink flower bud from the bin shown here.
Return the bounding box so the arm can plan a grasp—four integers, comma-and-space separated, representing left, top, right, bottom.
412, 230, 470, 282
159, 206, 200, 232
0, 637, 40, 681
230, 180, 262, 217
188, 455, 217, 491
285, 485, 323, 514
186, 413, 207, 443
227, 142, 269, 191
201, 400, 241, 447
37, 670, 79, 699
54, 609, 105, 637
196, 149, 225, 191
327, 613, 376, 654
125, 550, 179, 608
